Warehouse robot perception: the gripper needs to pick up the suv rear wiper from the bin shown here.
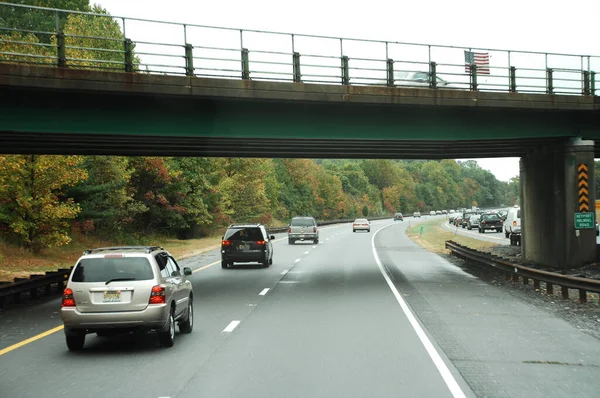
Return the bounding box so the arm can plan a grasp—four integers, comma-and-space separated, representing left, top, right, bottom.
105, 277, 136, 285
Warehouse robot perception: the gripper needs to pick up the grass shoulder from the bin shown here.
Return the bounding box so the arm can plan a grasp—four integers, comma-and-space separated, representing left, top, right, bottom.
406, 218, 499, 254
0, 234, 223, 282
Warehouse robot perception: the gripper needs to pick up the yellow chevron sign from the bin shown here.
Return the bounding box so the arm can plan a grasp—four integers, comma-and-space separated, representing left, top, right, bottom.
578, 164, 589, 212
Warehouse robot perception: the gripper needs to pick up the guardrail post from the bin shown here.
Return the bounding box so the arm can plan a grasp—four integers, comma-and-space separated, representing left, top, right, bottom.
386, 58, 394, 87
591, 71, 596, 96
241, 48, 250, 80
509, 66, 516, 92
546, 68, 553, 94
429, 61, 437, 89
469, 64, 478, 91
582, 70, 590, 95
185, 43, 194, 77
293, 52, 301, 83
124, 38, 133, 72
56, 32, 66, 67
341, 55, 350, 85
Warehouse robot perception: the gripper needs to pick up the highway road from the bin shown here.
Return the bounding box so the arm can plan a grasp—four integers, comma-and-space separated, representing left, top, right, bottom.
1, 217, 600, 398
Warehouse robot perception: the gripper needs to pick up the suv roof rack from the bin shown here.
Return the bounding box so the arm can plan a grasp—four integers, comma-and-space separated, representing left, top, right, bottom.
83, 246, 164, 255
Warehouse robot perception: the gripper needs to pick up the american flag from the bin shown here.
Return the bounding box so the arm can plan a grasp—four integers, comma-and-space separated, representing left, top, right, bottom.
464, 50, 490, 75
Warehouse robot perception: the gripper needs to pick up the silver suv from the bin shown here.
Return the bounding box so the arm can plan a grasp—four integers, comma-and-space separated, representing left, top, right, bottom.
288, 216, 319, 244
60, 246, 194, 351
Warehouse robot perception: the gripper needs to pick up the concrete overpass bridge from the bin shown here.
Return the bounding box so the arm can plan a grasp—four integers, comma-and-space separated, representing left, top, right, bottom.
1, 2, 599, 270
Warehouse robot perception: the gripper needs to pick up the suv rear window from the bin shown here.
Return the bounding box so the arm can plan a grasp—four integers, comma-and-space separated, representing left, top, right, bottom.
482, 214, 500, 221
72, 257, 154, 282
291, 218, 315, 227
224, 227, 264, 241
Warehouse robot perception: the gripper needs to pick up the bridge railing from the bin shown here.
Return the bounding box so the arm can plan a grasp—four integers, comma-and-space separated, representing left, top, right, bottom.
0, 1, 597, 96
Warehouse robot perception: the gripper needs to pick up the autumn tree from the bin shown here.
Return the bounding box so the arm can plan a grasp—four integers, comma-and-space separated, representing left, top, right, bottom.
0, 155, 86, 253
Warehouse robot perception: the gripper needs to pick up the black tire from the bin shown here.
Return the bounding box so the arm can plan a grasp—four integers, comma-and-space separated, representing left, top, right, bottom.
221, 261, 228, 269
158, 308, 175, 347
269, 256, 273, 265
288, 238, 294, 245
478, 228, 483, 233
505, 231, 510, 238
496, 228, 501, 233
510, 235, 515, 245
353, 229, 356, 233
179, 298, 193, 334
367, 229, 370, 232
66, 333, 85, 351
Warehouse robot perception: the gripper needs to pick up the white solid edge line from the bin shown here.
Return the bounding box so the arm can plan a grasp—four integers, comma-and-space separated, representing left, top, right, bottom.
223, 320, 241, 333
304, 251, 310, 255
259, 288, 269, 296
371, 224, 467, 398
280, 270, 289, 275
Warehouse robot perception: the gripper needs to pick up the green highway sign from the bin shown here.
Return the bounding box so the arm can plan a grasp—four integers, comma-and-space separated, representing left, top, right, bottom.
574, 212, 595, 229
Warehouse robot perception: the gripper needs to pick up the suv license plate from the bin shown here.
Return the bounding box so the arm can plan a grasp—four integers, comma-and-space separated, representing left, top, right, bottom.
103, 291, 121, 303
239, 244, 249, 250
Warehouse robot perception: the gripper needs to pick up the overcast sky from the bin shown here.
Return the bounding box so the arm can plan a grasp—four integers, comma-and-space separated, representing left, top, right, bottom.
92, 0, 599, 182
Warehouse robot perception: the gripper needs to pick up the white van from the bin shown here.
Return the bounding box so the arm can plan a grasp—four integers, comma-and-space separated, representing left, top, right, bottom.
504, 205, 521, 238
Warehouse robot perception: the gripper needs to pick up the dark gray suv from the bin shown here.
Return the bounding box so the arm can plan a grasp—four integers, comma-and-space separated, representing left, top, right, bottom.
221, 224, 275, 268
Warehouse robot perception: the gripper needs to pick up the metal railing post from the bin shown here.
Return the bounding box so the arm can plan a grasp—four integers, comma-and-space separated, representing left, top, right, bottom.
469, 64, 477, 91
509, 66, 516, 92
546, 68, 553, 94
124, 38, 133, 72
292, 52, 301, 83
386, 58, 394, 87
582, 70, 590, 95
56, 32, 66, 67
341, 55, 350, 85
591, 71, 596, 96
241, 48, 250, 80
184, 43, 194, 77
429, 61, 437, 89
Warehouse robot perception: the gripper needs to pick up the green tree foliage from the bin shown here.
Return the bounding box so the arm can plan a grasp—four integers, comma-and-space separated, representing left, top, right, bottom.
0, 154, 514, 249
0, 1, 90, 42
0, 155, 86, 253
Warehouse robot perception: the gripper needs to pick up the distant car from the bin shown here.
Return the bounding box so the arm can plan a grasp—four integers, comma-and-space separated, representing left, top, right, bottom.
393, 212, 404, 221
467, 214, 481, 230
288, 216, 319, 244
479, 213, 503, 233
436, 211, 442, 215
430, 211, 436, 216
222, 224, 275, 268
442, 210, 448, 214
352, 218, 370, 232
413, 212, 421, 218
393, 71, 454, 89
61, 246, 194, 351
504, 205, 521, 242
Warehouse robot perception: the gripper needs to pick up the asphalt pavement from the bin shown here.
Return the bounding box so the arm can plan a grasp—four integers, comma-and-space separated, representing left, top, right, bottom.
1, 217, 600, 398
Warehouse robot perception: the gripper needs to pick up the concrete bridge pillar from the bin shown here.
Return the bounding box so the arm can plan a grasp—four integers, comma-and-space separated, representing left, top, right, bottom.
520, 138, 595, 269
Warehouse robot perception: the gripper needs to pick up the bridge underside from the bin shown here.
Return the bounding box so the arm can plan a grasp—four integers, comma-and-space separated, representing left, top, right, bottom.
0, 131, 574, 159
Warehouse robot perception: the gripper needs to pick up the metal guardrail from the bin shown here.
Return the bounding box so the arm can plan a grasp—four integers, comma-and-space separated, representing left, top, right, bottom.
0, 2, 598, 96
445, 240, 600, 303
0, 216, 393, 308
0, 268, 72, 308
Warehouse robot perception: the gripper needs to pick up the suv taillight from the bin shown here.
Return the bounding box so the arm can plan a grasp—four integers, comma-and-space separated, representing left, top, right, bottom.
222, 240, 231, 246
513, 221, 517, 227
313, 226, 317, 233
287, 226, 291, 234
149, 285, 166, 304
256, 240, 266, 245
62, 288, 76, 307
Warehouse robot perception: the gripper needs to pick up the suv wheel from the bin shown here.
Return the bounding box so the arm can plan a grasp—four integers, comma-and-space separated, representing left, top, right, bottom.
179, 298, 193, 334
269, 257, 273, 265
505, 231, 510, 238
262, 256, 270, 268
65, 331, 85, 351
158, 308, 175, 347
288, 238, 294, 245
221, 261, 228, 269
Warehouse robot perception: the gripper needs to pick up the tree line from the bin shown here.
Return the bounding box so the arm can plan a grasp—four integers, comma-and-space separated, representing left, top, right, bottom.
0, 155, 520, 253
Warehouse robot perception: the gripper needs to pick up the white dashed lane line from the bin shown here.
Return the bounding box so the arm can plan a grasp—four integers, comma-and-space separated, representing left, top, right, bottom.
223, 321, 241, 333
259, 288, 270, 296
294, 259, 301, 263
304, 251, 310, 255
280, 270, 289, 275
